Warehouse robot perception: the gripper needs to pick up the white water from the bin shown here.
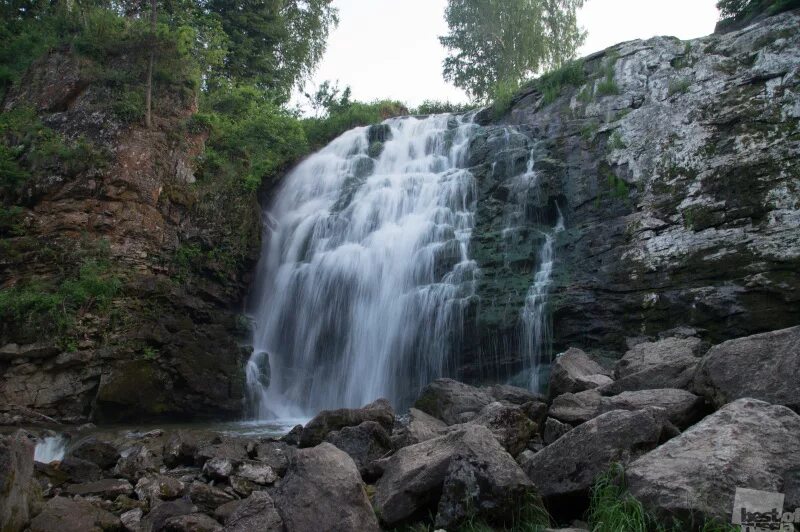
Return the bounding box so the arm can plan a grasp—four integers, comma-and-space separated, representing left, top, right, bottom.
247, 114, 479, 417
34, 434, 67, 463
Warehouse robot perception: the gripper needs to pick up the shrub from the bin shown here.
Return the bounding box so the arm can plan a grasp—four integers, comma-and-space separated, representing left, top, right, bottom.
303, 99, 408, 149
412, 100, 476, 115
491, 78, 521, 119
717, 0, 800, 30
668, 78, 692, 97
533, 60, 587, 105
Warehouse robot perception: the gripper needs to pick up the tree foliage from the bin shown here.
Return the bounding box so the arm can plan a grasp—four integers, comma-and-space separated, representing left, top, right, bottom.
439, 0, 586, 102
716, 0, 800, 27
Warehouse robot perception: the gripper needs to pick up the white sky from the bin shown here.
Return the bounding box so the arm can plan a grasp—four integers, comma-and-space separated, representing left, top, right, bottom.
296, 0, 721, 110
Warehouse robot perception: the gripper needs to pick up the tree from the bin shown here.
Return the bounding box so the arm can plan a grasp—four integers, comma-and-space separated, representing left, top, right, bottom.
439, 0, 586, 102
144, 0, 156, 128
303, 80, 351, 117
716, 0, 800, 28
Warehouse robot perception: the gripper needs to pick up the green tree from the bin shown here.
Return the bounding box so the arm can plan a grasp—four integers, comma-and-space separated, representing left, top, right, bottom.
303, 79, 352, 117
439, 0, 586, 102
717, 0, 800, 26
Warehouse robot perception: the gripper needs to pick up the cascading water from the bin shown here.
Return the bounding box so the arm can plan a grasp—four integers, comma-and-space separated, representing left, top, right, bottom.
247, 114, 479, 418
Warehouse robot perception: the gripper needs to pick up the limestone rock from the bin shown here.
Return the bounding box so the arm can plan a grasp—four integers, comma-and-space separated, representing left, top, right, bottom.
694, 326, 800, 411
627, 398, 800, 523
120, 508, 143, 532
223, 491, 283, 532
188, 481, 235, 513
29, 496, 120, 532
299, 399, 394, 448
135, 474, 186, 506
66, 478, 134, 498
549, 388, 703, 428
274, 442, 379, 532
606, 336, 706, 393
324, 420, 393, 480
140, 497, 195, 532
462, 402, 536, 457
253, 441, 295, 476
67, 437, 121, 470
549, 348, 613, 398
392, 407, 448, 447
542, 417, 572, 445
519, 409, 666, 498
234, 461, 277, 485
0, 430, 40, 532
414, 379, 537, 425
202, 457, 234, 482
163, 513, 222, 532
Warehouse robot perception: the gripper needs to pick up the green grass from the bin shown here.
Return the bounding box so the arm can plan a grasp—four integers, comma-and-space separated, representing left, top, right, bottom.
534, 60, 587, 105
491, 78, 522, 119
668, 78, 692, 97
608, 131, 627, 150
411, 100, 477, 115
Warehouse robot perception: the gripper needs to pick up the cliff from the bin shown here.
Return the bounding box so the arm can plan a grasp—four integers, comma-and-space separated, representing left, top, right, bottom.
0, 47, 260, 423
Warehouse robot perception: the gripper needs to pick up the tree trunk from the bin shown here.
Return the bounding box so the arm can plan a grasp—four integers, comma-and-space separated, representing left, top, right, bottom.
145, 0, 156, 129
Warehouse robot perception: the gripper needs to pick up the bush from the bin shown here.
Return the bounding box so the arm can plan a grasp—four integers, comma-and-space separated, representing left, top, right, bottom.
303, 100, 408, 149
491, 78, 521, 119
411, 100, 476, 115
717, 0, 800, 29
668, 78, 692, 97
531, 60, 587, 105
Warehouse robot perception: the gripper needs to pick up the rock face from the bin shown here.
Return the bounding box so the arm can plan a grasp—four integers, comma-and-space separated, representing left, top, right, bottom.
519, 409, 667, 498
694, 325, 800, 410
627, 398, 800, 523
0, 430, 39, 532
273, 443, 380, 532
461, 11, 800, 379
0, 47, 259, 423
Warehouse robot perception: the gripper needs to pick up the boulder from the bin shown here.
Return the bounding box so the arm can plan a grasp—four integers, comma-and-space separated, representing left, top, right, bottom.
163, 513, 222, 532
694, 326, 800, 411
163, 431, 199, 468
549, 348, 613, 398
115, 444, 161, 481
29, 496, 120, 532
627, 398, 800, 523
549, 388, 703, 428
542, 417, 572, 445
234, 461, 277, 485
140, 497, 195, 532
68, 437, 121, 470
135, 474, 186, 506
274, 442, 379, 532
462, 402, 536, 456
202, 457, 234, 482
213, 500, 242, 525
188, 480, 235, 513
0, 430, 39, 532
606, 336, 706, 393
299, 399, 394, 447
196, 439, 248, 466
519, 409, 666, 498
253, 441, 295, 476
374, 423, 532, 527
120, 508, 143, 532
324, 420, 393, 479
224, 491, 283, 532
65, 478, 134, 498
59, 455, 103, 483
434, 427, 536, 529
391, 408, 447, 447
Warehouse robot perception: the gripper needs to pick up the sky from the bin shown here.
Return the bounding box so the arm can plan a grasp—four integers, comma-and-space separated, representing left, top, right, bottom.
295, 0, 721, 110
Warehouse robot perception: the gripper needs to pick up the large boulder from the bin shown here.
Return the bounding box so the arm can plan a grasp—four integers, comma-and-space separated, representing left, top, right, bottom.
1, 430, 40, 532
29, 496, 120, 532
67, 437, 121, 470
374, 423, 533, 527
627, 398, 800, 523
253, 441, 295, 476
694, 326, 800, 411
273, 442, 379, 532
414, 379, 538, 425
549, 388, 703, 428
163, 513, 222, 532
391, 408, 448, 447
189, 480, 235, 513
549, 348, 613, 398
140, 497, 195, 532
460, 402, 536, 457
605, 337, 706, 393
519, 409, 666, 498
224, 491, 283, 532
324, 421, 393, 480
299, 399, 394, 447
65, 477, 134, 498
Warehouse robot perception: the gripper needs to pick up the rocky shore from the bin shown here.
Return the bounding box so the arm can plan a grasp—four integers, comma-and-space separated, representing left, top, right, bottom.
3, 324, 798, 531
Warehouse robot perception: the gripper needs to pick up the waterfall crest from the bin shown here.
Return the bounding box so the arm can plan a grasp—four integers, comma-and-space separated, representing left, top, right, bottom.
247, 114, 479, 418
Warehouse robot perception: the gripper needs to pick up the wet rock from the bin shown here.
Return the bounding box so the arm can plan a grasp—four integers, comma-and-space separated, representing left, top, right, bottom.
115, 444, 161, 481
188, 481, 235, 513
0, 430, 39, 532
229, 475, 256, 497
163, 513, 222, 532
60, 455, 103, 483
627, 398, 800, 523
66, 477, 134, 498
202, 457, 234, 482
606, 336, 706, 393
392, 407, 447, 448
414, 378, 521, 425
519, 409, 666, 499
196, 439, 248, 466
234, 461, 277, 485
224, 491, 283, 532
120, 508, 143, 532
135, 474, 186, 506
68, 437, 120, 470
549, 388, 703, 428
140, 497, 195, 532
694, 326, 800, 411
549, 348, 613, 398
281, 425, 302, 446
434, 426, 536, 529
253, 441, 295, 476
542, 417, 572, 445
325, 420, 393, 479
274, 442, 379, 532
299, 398, 394, 447
462, 402, 536, 457
29, 496, 120, 532
163, 432, 199, 468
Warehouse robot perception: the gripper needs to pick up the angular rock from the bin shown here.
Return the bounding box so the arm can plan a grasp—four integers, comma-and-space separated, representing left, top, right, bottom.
549, 388, 703, 428
213, 500, 242, 525
164, 513, 222, 532
140, 497, 195, 532
189, 480, 235, 513
299, 398, 394, 447
135, 474, 186, 506
325, 420, 393, 479
0, 430, 39, 532
253, 441, 295, 476
392, 408, 447, 448
235, 461, 277, 485
375, 423, 531, 527
542, 417, 572, 445
224, 491, 283, 532
607, 336, 706, 393
519, 409, 666, 498
68, 437, 121, 470
434, 427, 536, 529
59, 455, 103, 483
414, 379, 499, 425
627, 398, 800, 523
202, 457, 234, 482
163, 431, 199, 468
29, 496, 120, 532
549, 348, 613, 398
694, 326, 800, 411
274, 442, 379, 532
66, 477, 134, 498
115, 444, 161, 481
120, 508, 143, 532
465, 402, 536, 457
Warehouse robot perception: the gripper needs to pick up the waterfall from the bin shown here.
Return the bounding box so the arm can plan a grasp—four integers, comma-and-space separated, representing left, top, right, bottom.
247, 114, 479, 418
34, 434, 67, 463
